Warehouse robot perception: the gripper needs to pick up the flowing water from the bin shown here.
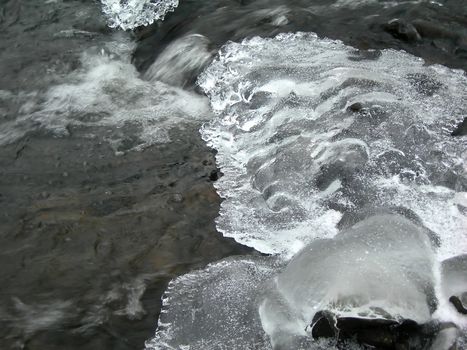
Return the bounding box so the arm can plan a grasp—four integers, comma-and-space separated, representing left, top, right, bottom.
0, 0, 466, 349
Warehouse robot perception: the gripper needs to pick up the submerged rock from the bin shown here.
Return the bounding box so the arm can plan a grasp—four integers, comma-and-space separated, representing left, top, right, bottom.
451, 117, 467, 136
383, 19, 421, 43
442, 255, 467, 316
310, 311, 442, 349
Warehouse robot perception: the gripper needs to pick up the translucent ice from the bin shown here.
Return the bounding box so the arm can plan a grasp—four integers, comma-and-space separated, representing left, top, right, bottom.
145, 257, 278, 350
199, 32, 467, 258
260, 214, 436, 347
101, 0, 179, 30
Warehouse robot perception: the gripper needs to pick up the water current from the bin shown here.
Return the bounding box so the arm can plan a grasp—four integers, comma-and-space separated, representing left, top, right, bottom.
0, 0, 466, 349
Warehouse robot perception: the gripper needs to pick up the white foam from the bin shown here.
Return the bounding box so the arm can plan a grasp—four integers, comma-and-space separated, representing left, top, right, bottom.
1, 35, 210, 153
8, 298, 73, 336
145, 34, 213, 87
100, 0, 179, 30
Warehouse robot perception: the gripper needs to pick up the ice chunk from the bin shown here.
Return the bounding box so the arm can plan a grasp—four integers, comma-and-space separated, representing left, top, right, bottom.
145, 257, 278, 350
260, 214, 437, 347
101, 0, 179, 30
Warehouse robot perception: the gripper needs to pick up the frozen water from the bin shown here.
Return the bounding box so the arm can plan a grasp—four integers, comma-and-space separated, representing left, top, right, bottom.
148, 32, 467, 349
146, 215, 441, 350
100, 0, 179, 30
145, 257, 278, 350
199, 32, 467, 258
261, 214, 436, 347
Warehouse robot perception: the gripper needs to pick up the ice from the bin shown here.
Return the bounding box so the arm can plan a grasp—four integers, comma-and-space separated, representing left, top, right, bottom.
146, 215, 440, 349
148, 32, 467, 349
435, 255, 467, 328
260, 214, 436, 347
100, 0, 179, 30
198, 32, 467, 257
145, 257, 278, 350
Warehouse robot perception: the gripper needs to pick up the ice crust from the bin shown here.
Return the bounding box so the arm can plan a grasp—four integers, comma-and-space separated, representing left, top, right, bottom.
100, 0, 179, 30
198, 32, 467, 258
148, 33, 467, 349
145, 257, 278, 350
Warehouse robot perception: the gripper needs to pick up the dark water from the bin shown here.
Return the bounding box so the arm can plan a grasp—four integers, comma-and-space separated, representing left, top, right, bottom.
0, 0, 465, 349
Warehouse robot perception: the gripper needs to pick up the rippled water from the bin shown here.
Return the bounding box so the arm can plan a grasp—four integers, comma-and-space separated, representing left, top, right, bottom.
1, 0, 466, 349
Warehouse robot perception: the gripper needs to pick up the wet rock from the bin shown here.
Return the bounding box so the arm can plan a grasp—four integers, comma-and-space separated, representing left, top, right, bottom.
441, 255, 467, 318
347, 102, 363, 112
451, 117, 467, 136
144, 34, 214, 88
449, 295, 467, 315
383, 19, 421, 43
412, 20, 460, 41
88, 197, 136, 217
168, 193, 184, 203
0, 126, 252, 350
94, 238, 113, 258
310, 311, 458, 350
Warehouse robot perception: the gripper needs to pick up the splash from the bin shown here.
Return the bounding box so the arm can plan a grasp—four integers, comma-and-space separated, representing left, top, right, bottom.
0, 35, 210, 154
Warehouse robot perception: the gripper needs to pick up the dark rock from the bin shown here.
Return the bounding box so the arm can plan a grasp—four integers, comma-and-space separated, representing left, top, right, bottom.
383, 19, 421, 43
449, 295, 467, 315
310, 311, 456, 350
348, 102, 363, 112
209, 169, 221, 182
451, 117, 467, 136
310, 311, 335, 339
